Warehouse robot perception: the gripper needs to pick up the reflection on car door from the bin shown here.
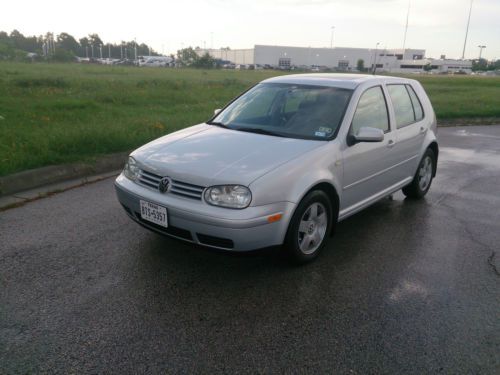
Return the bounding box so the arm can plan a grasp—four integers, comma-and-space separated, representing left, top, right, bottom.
387, 84, 427, 181
340, 85, 399, 215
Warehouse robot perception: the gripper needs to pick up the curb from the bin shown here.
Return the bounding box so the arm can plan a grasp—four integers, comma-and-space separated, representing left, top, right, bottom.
0, 152, 129, 197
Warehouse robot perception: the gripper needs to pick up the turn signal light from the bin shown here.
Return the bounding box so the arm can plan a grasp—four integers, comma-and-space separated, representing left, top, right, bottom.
267, 213, 283, 223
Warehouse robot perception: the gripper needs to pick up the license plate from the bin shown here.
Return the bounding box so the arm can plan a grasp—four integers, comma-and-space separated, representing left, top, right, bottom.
140, 200, 168, 228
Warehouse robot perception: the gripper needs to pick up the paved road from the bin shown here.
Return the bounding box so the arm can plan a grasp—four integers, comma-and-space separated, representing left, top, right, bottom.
1, 126, 499, 374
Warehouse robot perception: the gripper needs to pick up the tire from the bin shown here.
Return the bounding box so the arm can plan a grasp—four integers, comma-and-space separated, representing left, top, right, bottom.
402, 148, 435, 199
284, 190, 335, 264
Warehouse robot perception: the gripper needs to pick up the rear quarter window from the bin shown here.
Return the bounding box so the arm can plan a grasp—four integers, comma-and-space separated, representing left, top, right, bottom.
406, 85, 424, 121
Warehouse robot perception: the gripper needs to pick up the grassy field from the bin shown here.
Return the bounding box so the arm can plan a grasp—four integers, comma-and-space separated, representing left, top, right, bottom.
0, 62, 499, 177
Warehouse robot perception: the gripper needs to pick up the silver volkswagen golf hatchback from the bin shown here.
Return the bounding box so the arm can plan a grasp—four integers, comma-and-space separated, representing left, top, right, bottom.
115, 74, 438, 263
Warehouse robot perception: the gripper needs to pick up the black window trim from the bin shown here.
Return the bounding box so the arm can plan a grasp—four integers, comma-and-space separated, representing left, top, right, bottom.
386, 83, 426, 129
347, 84, 391, 145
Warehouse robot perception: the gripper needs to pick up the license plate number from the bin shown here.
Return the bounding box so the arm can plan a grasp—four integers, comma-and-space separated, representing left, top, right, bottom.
140, 200, 168, 228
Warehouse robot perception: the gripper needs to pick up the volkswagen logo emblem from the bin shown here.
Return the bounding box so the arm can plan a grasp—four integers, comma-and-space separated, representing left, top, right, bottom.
158, 177, 172, 193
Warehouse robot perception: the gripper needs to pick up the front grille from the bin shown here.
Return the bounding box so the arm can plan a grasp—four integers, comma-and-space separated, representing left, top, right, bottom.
138, 169, 205, 200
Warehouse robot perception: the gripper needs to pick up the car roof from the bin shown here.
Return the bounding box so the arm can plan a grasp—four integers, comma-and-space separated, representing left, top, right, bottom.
262, 73, 414, 90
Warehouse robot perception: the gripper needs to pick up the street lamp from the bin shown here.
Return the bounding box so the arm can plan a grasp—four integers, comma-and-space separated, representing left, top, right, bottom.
330, 26, 335, 48
478, 45, 486, 59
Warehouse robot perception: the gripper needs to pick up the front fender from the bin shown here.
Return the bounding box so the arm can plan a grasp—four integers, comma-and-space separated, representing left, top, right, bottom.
249, 143, 342, 207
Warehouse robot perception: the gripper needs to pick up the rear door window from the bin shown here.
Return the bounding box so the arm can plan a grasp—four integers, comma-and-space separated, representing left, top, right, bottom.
387, 85, 415, 128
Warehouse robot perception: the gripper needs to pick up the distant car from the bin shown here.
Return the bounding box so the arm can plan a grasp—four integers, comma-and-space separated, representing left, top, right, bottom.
138, 56, 173, 67
115, 74, 438, 263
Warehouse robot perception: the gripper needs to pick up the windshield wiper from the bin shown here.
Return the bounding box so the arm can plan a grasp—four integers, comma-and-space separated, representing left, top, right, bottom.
235, 127, 286, 138
207, 121, 230, 129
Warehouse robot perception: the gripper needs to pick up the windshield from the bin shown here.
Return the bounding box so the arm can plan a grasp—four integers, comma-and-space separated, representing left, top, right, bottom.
210, 83, 352, 140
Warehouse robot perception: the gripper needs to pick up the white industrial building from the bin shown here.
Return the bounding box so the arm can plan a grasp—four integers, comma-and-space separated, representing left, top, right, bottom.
201, 45, 472, 74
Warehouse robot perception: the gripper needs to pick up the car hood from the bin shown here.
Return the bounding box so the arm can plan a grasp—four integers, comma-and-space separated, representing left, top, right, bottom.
131, 123, 325, 186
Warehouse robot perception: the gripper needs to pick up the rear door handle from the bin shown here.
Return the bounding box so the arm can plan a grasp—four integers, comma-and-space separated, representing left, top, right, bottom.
387, 139, 395, 148
420, 126, 426, 133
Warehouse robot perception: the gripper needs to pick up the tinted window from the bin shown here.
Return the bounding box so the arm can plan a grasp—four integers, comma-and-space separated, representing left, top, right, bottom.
406, 85, 424, 121
350, 86, 389, 135
387, 85, 415, 128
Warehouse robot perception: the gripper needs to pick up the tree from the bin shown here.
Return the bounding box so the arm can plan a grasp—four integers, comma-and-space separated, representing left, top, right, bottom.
356, 59, 365, 72
57, 32, 80, 55
9, 29, 25, 49
52, 48, 75, 62
176, 47, 199, 66
88, 33, 104, 48
193, 52, 215, 68
472, 58, 488, 71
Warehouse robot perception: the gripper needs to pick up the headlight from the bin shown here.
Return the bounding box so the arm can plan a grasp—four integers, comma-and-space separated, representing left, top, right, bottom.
204, 185, 252, 209
123, 156, 140, 181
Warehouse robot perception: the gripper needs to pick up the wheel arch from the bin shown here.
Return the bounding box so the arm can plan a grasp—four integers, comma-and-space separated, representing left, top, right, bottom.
292, 181, 340, 236
427, 141, 439, 177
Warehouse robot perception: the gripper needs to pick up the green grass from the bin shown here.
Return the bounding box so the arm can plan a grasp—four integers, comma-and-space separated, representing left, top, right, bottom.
0, 62, 499, 177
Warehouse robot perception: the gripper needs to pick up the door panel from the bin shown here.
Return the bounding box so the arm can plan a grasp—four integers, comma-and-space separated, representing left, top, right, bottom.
387, 84, 427, 181
341, 86, 399, 211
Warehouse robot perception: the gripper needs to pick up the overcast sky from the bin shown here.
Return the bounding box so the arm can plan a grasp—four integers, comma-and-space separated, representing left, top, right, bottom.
2, 0, 499, 59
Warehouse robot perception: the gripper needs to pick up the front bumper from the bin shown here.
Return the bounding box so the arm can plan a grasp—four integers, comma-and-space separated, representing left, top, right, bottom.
114, 174, 296, 251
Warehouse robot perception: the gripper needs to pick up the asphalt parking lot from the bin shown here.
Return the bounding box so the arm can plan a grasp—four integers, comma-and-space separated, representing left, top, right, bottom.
1, 125, 499, 374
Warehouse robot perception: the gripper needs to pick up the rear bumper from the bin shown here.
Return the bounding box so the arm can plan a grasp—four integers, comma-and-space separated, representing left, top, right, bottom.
115, 174, 295, 251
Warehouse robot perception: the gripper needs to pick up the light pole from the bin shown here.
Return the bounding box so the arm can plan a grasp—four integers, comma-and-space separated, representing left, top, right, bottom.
91, 44, 94, 58
99, 44, 103, 59
462, 0, 474, 59
120, 43, 123, 59
108, 44, 111, 59
330, 26, 335, 48
478, 45, 486, 59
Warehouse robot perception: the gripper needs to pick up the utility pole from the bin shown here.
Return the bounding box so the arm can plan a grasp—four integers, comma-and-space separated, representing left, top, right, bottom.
462, 0, 474, 59
330, 26, 335, 48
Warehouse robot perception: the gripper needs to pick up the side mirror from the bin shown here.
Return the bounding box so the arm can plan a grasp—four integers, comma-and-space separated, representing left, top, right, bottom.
214, 108, 221, 116
347, 127, 384, 146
